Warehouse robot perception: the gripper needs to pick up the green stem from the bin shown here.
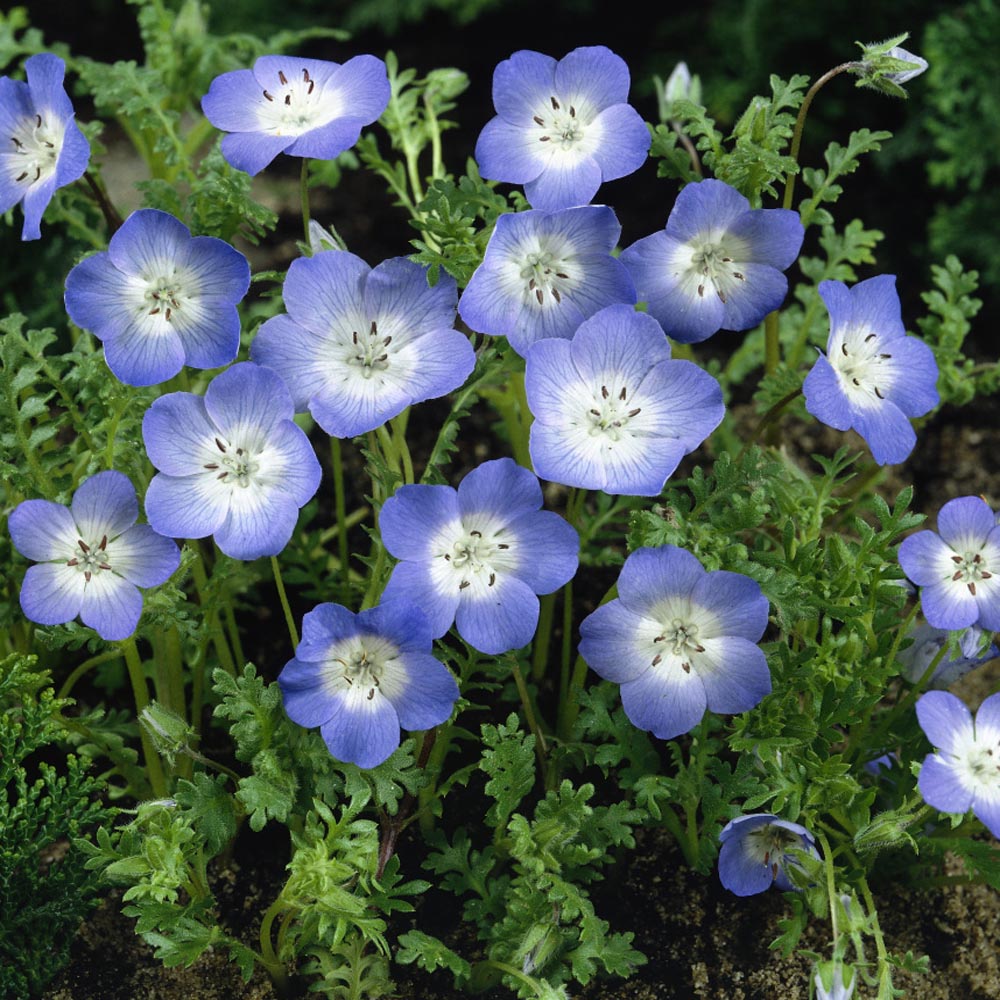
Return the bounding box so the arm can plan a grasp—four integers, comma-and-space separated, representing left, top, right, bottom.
816, 830, 841, 941
258, 896, 291, 996
509, 655, 548, 763
222, 602, 245, 670
531, 592, 556, 682
122, 638, 167, 798
738, 387, 803, 459
271, 555, 299, 648
191, 548, 237, 677
854, 867, 892, 994
763, 310, 781, 378
331, 436, 350, 601
300, 158, 311, 244
81, 170, 123, 233
57, 648, 124, 700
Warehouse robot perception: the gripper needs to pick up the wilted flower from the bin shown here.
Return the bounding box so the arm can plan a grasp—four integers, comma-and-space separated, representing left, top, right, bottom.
717, 813, 819, 896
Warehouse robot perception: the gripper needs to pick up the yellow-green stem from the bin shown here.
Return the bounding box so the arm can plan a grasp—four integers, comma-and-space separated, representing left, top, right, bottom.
122, 637, 167, 798
271, 555, 299, 648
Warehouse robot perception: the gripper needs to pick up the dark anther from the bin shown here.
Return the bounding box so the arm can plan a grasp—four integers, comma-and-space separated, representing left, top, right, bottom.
653, 635, 665, 643
693, 642, 706, 653
601, 385, 609, 399
98, 562, 112, 571
236, 447, 244, 456
303, 68, 311, 82
528, 278, 536, 291
66, 558, 78, 567
952, 555, 963, 563
217, 471, 229, 480
539, 135, 550, 142
263, 90, 273, 101
383, 335, 392, 346
732, 271, 744, 280
841, 343, 849, 356
308, 81, 315, 94
204, 463, 219, 470
99, 535, 108, 551
651, 653, 662, 666
33, 166, 40, 182
278, 70, 288, 84
498, 543, 510, 550
697, 284, 705, 297
367, 689, 375, 700
590, 408, 601, 417
619, 387, 627, 401
459, 580, 470, 590
852, 377, 861, 386
15, 170, 27, 182
681, 662, 691, 674
164, 307, 173, 321
628, 408, 641, 418
874, 386, 884, 399
551, 288, 561, 303
555, 272, 569, 279
78, 539, 90, 553
215, 437, 227, 452
11, 136, 23, 149
35, 114, 41, 127
865, 333, 876, 342
471, 529, 482, 537
717, 290, 727, 304
533, 115, 545, 126
880, 353, 892, 359
84, 571, 92, 583
550, 96, 560, 110
284, 94, 292, 106
376, 353, 388, 363
535, 289, 544, 304
969, 582, 978, 596
488, 573, 496, 587
352, 331, 358, 344
149, 307, 160, 315
983, 571, 993, 579
443, 553, 451, 561
953, 570, 964, 581
569, 106, 576, 117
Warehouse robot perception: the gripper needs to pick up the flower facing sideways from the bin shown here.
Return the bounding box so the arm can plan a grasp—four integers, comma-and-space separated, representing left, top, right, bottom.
65, 209, 251, 386
8, 470, 179, 641
802, 274, 939, 465
898, 496, 1000, 631
578, 546, 770, 740
379, 458, 579, 655
717, 814, 819, 897
916, 690, 1000, 838
474, 46, 650, 212
0, 53, 90, 240
278, 601, 459, 769
897, 622, 998, 688
142, 363, 321, 560
813, 961, 856, 1000
201, 54, 390, 176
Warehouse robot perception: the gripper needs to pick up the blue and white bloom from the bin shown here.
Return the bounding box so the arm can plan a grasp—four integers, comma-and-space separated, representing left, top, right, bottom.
0, 53, 90, 240
142, 363, 321, 560
251, 252, 474, 438
803, 275, 939, 465
475, 46, 650, 212
619, 179, 804, 343
579, 546, 771, 739
813, 962, 856, 1000
898, 496, 1000, 631
64, 209, 251, 386
279, 601, 459, 770
201, 54, 390, 176
525, 304, 724, 495
917, 690, 1000, 838
379, 458, 579, 655
898, 622, 998, 688
717, 814, 819, 896
458, 205, 636, 357
8, 471, 179, 641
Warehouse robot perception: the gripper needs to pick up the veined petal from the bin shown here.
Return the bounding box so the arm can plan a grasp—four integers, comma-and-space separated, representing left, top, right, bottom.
251, 315, 331, 411
200, 69, 264, 131
380, 559, 459, 639
725, 208, 804, 269
917, 691, 973, 754
70, 470, 138, 542
169, 299, 241, 372
718, 836, 776, 896
144, 472, 230, 541
881, 336, 939, 417
106, 209, 190, 278
803, 354, 854, 432
219, 131, 294, 176
389, 653, 459, 731
204, 362, 294, 442
214, 481, 302, 560
665, 179, 750, 241
474, 116, 547, 185
79, 572, 143, 641
178, 234, 251, 301
524, 155, 603, 212
257, 420, 322, 508
319, 686, 401, 769
279, 656, 339, 727
491, 50, 558, 125
631, 359, 725, 451
717, 263, 788, 332
457, 458, 542, 520
619, 659, 708, 739
586, 103, 650, 180
380, 485, 460, 560
106, 524, 179, 587
103, 319, 185, 385
455, 572, 539, 654
282, 250, 370, 334
503, 510, 579, 594
920, 579, 982, 630
554, 46, 631, 112
8, 499, 77, 561
309, 365, 412, 437
578, 599, 655, 684
918, 753, 973, 814
365, 258, 458, 336
936, 496, 997, 551
19, 562, 85, 626
697, 636, 771, 714
851, 396, 916, 465
691, 570, 770, 640
616, 546, 705, 616
143, 391, 220, 476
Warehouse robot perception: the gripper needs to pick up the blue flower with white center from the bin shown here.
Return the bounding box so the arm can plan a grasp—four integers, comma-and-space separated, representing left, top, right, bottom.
717, 814, 819, 897
898, 496, 1000, 631
64, 209, 251, 387
458, 205, 637, 358
142, 362, 321, 560
279, 601, 459, 770
378, 458, 579, 655
8, 470, 179, 641
618, 179, 804, 344
803, 274, 939, 465
201, 54, 390, 176
579, 546, 770, 739
898, 622, 998, 688
474, 46, 650, 212
0, 53, 90, 241
917, 690, 1000, 838
251, 252, 474, 438
524, 304, 724, 496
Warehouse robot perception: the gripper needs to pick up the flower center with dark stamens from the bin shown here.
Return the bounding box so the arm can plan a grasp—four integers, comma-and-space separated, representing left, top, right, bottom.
64, 534, 113, 583
964, 739, 1000, 789
143, 278, 184, 322
649, 616, 705, 672
346, 319, 392, 378
202, 437, 259, 488
949, 550, 993, 596
336, 647, 383, 700
586, 383, 642, 442
440, 527, 508, 592
745, 825, 801, 881
533, 96, 586, 150
259, 66, 337, 135
8, 113, 61, 186
688, 241, 746, 304
519, 249, 573, 307
833, 331, 894, 402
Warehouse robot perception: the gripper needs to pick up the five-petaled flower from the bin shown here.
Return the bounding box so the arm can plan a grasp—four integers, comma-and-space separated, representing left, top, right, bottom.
251, 252, 474, 438
619, 179, 804, 344
898, 496, 1000, 631
717, 813, 819, 897
458, 205, 636, 358
201, 54, 390, 176
803, 274, 939, 465
8, 470, 179, 641
278, 601, 459, 769
916, 690, 1000, 838
474, 46, 650, 212
378, 458, 579, 655
0, 53, 90, 240
578, 545, 771, 739
525, 304, 724, 495
142, 362, 322, 560
64, 209, 251, 386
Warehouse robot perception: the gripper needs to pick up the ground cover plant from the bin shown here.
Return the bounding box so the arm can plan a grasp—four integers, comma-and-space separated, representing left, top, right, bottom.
1, 3, 999, 998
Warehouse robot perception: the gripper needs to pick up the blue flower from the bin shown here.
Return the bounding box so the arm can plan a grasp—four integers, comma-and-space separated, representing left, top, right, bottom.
251, 252, 474, 438
142, 362, 321, 560
379, 458, 579, 655
8, 470, 179, 641
803, 275, 939, 465
0, 53, 90, 240
64, 209, 251, 387
474, 46, 650, 212
278, 601, 459, 769
813, 961, 856, 1000
578, 546, 770, 739
619, 179, 804, 344
898, 496, 1000, 631
458, 205, 636, 358
201, 54, 390, 176
524, 304, 724, 495
717, 814, 819, 896
916, 690, 1000, 838
898, 622, 998, 688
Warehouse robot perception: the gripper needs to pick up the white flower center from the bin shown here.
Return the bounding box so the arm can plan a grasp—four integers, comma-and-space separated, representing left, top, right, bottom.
831, 331, 895, 404
202, 436, 260, 489
142, 275, 185, 323
326, 634, 404, 702
534, 95, 588, 151
586, 382, 642, 443
257, 66, 342, 137
964, 743, 1000, 790
438, 524, 515, 593
516, 244, 576, 309
344, 319, 392, 379
948, 549, 993, 597
65, 534, 114, 581
686, 239, 747, 305
6, 113, 63, 187
648, 615, 705, 672
744, 824, 801, 881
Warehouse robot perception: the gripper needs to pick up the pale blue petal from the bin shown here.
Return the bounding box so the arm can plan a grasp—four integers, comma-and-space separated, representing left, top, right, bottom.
524, 155, 603, 212
803, 354, 853, 432
617, 546, 705, 616
918, 753, 973, 814
319, 688, 400, 769
79, 571, 143, 641
144, 473, 229, 541
725, 209, 804, 269
283, 250, 369, 333
936, 496, 996, 550
107, 209, 190, 277
718, 836, 775, 896
697, 636, 771, 714
619, 658, 707, 739
455, 573, 539, 654
219, 131, 294, 175
457, 458, 541, 519
380, 560, 458, 640
108, 524, 180, 587
204, 362, 294, 440
103, 322, 185, 386
379, 484, 460, 560
503, 510, 579, 594
262, 420, 322, 507
851, 397, 916, 465
553, 46, 630, 109
142, 392, 218, 476
882, 336, 938, 417
491, 50, 557, 125
19, 563, 84, 626
917, 690, 973, 755
390, 653, 459, 731
214, 483, 302, 560
200, 69, 262, 131
474, 116, 547, 185
920, 579, 981, 630
279, 657, 339, 728
692, 571, 769, 640
586, 103, 650, 180
666, 179, 750, 240
718, 264, 788, 331
578, 600, 652, 684
8, 499, 76, 561
71, 470, 138, 542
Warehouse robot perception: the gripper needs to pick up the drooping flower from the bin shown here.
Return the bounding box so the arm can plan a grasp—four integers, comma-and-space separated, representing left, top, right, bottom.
916, 690, 1000, 838
0, 53, 90, 240
64, 209, 251, 387
619, 179, 804, 344
854, 35, 928, 98
8, 470, 179, 641
578, 545, 770, 739
279, 600, 459, 769
813, 961, 856, 1000
458, 204, 636, 357
524, 304, 724, 495
897, 621, 998, 687
201, 54, 390, 176
142, 362, 321, 560
378, 458, 579, 655
251, 252, 474, 438
803, 275, 939, 465
897, 496, 1000, 631
717, 813, 819, 897
474, 46, 650, 212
